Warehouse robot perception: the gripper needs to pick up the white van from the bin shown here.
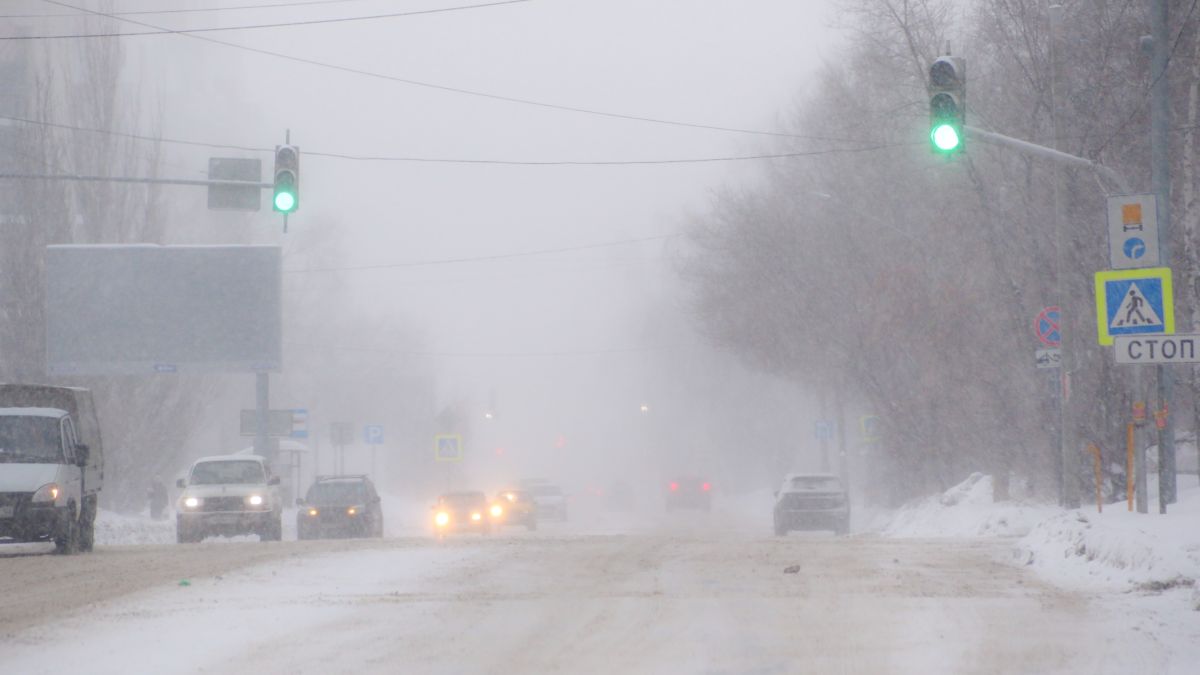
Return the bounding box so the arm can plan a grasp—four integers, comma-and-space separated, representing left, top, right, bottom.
0, 385, 104, 554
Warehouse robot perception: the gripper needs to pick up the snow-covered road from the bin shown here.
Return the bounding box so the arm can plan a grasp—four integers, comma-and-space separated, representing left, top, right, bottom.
0, 526, 1177, 674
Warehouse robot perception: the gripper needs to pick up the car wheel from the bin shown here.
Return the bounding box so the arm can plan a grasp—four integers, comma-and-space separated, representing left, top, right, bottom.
54, 504, 80, 555
266, 516, 283, 542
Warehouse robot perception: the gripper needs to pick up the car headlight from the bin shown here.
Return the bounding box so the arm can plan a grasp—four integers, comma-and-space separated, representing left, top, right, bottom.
307, 508, 319, 517
347, 507, 358, 516
32, 483, 60, 503
434, 511, 450, 527
183, 496, 200, 509
470, 512, 482, 522
490, 504, 503, 518
247, 495, 264, 506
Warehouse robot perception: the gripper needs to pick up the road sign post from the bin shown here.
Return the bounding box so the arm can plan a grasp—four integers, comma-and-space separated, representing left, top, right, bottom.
330, 422, 354, 474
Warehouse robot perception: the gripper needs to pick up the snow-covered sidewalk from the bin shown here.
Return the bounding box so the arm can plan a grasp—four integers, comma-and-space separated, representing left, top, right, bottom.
873, 472, 1200, 668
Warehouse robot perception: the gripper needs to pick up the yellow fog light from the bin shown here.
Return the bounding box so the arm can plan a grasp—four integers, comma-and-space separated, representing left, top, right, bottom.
435, 511, 450, 527
307, 508, 319, 517
470, 512, 482, 522
489, 504, 503, 518
347, 507, 357, 516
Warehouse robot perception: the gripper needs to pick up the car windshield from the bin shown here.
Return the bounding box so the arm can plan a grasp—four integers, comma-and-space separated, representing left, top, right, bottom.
788, 476, 842, 492
0, 415, 64, 463
307, 482, 368, 504
190, 460, 265, 485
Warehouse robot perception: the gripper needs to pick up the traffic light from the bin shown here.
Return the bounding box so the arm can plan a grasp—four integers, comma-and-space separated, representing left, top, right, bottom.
272, 144, 299, 213
928, 55, 966, 154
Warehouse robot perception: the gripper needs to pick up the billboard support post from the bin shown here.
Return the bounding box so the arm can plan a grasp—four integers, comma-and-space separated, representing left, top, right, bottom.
255, 373, 270, 461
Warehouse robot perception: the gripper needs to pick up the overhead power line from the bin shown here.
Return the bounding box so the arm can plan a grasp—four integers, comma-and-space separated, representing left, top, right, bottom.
3, 0, 379, 18
303, 143, 903, 165
4, 0, 532, 39
285, 342, 663, 358
283, 233, 675, 273
43, 0, 844, 142
0, 113, 903, 165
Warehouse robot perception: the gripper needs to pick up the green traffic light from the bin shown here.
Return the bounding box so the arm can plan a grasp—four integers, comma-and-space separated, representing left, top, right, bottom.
274, 191, 296, 212
931, 123, 961, 152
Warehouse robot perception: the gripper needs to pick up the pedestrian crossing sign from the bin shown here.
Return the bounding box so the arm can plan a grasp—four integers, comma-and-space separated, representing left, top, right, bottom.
1094, 267, 1174, 346
434, 434, 463, 462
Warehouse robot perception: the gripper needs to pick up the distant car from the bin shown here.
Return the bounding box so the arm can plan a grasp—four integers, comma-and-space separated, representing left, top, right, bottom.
296, 475, 383, 540
524, 483, 568, 521
605, 480, 635, 511
432, 491, 492, 536
773, 473, 850, 536
493, 489, 538, 530
176, 454, 282, 543
665, 477, 712, 512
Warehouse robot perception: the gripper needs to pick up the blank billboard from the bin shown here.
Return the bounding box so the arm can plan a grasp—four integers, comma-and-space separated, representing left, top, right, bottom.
46, 245, 281, 375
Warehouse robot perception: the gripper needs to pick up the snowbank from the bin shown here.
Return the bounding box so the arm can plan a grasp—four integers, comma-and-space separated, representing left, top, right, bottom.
1015, 484, 1200, 592
95, 510, 176, 546
874, 472, 1057, 538
875, 472, 1200, 599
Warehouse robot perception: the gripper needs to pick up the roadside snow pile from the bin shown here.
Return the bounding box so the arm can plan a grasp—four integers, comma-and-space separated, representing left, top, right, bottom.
95, 510, 175, 546
876, 472, 1058, 538
1015, 484, 1200, 592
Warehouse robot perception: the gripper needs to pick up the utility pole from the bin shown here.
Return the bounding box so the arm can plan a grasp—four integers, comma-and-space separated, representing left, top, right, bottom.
1048, 5, 1079, 508
1149, 0, 1177, 510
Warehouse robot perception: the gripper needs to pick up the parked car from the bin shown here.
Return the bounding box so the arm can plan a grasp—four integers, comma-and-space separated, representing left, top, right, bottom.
0, 385, 104, 555
773, 473, 850, 536
175, 454, 282, 543
665, 477, 712, 512
297, 475, 384, 540
431, 491, 492, 537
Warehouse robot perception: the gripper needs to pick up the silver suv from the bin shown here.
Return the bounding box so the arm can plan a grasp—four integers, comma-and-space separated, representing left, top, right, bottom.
176, 455, 282, 543
773, 473, 850, 536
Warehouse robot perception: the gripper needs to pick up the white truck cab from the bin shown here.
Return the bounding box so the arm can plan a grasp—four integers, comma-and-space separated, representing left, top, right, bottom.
0, 385, 104, 554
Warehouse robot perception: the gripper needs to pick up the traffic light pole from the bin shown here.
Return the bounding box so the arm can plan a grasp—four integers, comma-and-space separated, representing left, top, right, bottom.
964, 127, 1131, 192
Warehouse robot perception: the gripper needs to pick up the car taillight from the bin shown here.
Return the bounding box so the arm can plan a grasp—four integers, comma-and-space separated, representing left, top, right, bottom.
701, 482, 711, 492
669, 482, 679, 492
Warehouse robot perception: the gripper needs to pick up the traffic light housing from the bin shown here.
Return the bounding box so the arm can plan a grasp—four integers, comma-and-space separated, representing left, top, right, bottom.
928, 56, 966, 154
272, 144, 299, 213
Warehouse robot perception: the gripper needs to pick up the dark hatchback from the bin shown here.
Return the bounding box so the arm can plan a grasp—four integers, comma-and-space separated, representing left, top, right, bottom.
773, 474, 850, 536
665, 477, 712, 512
297, 475, 384, 540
